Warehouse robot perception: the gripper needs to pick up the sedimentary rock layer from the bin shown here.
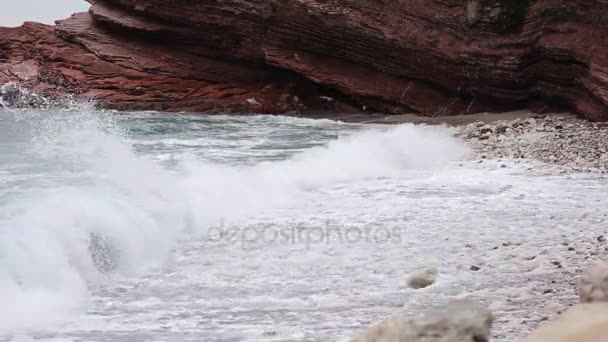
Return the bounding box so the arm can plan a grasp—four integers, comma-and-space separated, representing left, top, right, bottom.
2, 0, 608, 120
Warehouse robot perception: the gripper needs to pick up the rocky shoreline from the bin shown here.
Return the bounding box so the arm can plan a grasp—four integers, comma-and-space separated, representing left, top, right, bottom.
2, 95, 606, 340
350, 112, 608, 341
356, 260, 608, 342
3, 58, 607, 340
458, 113, 608, 173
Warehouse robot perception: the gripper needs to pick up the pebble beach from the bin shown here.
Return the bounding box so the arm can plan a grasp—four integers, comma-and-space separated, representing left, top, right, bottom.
458, 113, 608, 173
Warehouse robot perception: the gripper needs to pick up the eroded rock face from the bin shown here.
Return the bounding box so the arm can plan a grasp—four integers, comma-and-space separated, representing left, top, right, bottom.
353, 301, 493, 342
2, 0, 608, 119
0, 20, 349, 113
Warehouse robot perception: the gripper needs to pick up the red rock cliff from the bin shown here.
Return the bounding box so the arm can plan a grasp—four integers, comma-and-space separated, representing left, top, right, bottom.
1, 0, 608, 120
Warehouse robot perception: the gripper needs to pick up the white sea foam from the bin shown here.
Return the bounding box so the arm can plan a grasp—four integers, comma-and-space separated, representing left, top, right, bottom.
0, 106, 469, 335
2, 107, 607, 342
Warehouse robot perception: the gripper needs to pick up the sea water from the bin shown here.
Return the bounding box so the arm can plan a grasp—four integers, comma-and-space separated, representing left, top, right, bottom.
0, 106, 606, 341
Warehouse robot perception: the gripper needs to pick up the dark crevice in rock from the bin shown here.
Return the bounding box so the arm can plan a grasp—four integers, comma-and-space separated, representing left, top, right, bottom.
494, 0, 531, 33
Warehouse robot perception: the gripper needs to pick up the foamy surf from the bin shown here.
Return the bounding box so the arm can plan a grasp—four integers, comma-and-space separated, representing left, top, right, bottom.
0, 106, 469, 336
2, 106, 605, 342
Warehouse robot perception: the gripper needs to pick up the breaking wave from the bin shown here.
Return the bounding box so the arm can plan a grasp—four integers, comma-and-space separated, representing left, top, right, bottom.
0, 104, 469, 334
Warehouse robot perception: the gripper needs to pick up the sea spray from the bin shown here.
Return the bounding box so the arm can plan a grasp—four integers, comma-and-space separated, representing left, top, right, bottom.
0, 106, 191, 334
0, 106, 470, 336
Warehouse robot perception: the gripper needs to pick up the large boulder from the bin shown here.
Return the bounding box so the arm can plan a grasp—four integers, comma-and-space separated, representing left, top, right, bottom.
524, 260, 608, 342
524, 303, 608, 342
354, 301, 493, 342
580, 259, 608, 303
